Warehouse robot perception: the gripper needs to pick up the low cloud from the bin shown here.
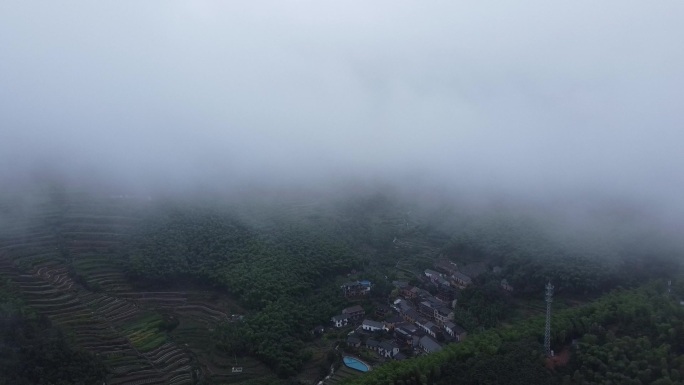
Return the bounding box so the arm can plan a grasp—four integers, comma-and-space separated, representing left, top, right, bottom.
0, 1, 682, 218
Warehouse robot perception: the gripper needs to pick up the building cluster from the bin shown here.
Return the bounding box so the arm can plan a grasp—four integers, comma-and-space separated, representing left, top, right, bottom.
341, 280, 372, 298
328, 260, 513, 361
331, 304, 366, 328
387, 281, 467, 355
428, 260, 513, 293
331, 281, 466, 359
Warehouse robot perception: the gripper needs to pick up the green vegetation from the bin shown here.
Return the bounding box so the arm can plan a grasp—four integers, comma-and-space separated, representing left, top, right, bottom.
0, 279, 106, 385
120, 313, 168, 352
124, 206, 361, 377
443, 212, 682, 297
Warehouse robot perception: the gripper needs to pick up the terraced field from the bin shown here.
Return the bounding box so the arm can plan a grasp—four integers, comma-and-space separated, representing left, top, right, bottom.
0, 195, 274, 384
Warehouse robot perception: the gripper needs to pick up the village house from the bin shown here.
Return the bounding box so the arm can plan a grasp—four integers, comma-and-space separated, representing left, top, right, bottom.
437, 276, 451, 287
430, 325, 442, 340
383, 315, 404, 330
394, 298, 414, 314
444, 321, 467, 341
331, 314, 350, 328
436, 285, 457, 302
435, 259, 460, 276
342, 305, 365, 320
411, 286, 429, 298
362, 319, 385, 332
411, 335, 422, 348
365, 338, 380, 351
417, 296, 452, 325
424, 269, 442, 281
394, 327, 413, 346
378, 340, 400, 358
450, 271, 473, 288
341, 280, 372, 298
417, 320, 439, 338
375, 304, 391, 318
419, 335, 443, 354
424, 269, 451, 287
400, 285, 418, 299
403, 308, 419, 323
434, 306, 454, 325
418, 300, 435, 319
397, 323, 418, 335
501, 279, 514, 292
347, 335, 361, 348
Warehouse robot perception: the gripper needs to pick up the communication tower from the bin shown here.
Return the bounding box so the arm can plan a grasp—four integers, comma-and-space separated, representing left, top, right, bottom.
544, 281, 554, 357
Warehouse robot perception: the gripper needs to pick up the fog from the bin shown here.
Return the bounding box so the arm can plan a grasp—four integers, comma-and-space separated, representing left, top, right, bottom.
1, 1, 683, 222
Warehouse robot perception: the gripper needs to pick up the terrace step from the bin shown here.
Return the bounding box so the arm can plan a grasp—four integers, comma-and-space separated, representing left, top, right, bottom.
108, 370, 166, 385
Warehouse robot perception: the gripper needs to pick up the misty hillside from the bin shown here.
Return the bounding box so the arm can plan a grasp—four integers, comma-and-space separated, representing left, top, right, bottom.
2, 1, 684, 384
1, 186, 683, 384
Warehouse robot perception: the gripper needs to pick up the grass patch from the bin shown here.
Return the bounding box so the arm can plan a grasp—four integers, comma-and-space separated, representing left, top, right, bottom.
120, 313, 168, 352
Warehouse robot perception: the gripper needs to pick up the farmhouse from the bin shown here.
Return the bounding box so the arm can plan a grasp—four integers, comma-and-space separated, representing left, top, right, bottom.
342, 280, 372, 298
450, 271, 473, 288
419, 335, 443, 353
362, 319, 385, 332
347, 336, 361, 347
365, 338, 380, 351
444, 321, 467, 341
434, 259, 459, 276
424, 269, 442, 280
378, 340, 400, 358
434, 306, 454, 325
342, 305, 365, 320
417, 320, 438, 338
331, 314, 350, 328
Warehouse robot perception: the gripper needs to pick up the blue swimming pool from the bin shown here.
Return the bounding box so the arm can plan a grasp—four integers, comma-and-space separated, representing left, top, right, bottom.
343, 356, 370, 372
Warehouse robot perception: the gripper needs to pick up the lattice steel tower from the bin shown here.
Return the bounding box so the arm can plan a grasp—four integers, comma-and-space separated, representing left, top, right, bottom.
544, 281, 554, 357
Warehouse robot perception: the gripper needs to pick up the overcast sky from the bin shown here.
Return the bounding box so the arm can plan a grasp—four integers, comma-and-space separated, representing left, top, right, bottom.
1, 1, 683, 211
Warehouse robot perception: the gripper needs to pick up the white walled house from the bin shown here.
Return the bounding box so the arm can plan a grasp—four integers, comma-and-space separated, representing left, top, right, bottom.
331, 314, 350, 328
362, 319, 385, 332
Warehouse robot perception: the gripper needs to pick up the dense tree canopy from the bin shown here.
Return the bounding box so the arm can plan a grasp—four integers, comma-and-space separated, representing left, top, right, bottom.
123, 206, 362, 376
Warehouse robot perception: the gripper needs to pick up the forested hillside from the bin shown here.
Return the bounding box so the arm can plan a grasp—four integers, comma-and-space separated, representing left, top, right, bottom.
1, 188, 683, 385
124, 205, 363, 376
441, 206, 682, 296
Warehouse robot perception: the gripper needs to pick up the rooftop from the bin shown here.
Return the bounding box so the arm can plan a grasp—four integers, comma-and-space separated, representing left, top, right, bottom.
347, 336, 361, 344
379, 340, 398, 351
362, 319, 385, 329
419, 335, 443, 353
343, 305, 364, 314
452, 271, 473, 284
332, 314, 350, 321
